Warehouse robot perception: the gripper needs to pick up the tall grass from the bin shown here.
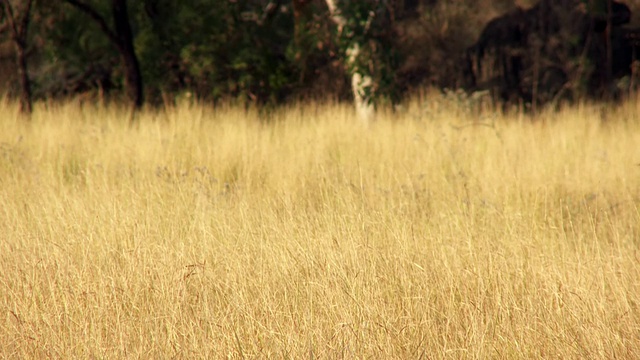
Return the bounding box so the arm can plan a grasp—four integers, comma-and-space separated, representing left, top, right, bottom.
1, 97, 639, 358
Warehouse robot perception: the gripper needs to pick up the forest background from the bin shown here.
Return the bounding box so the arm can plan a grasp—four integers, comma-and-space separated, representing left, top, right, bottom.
3, 0, 640, 113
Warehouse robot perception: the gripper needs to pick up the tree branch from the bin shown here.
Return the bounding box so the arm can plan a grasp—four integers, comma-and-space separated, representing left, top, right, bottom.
63, 0, 120, 46
17, 0, 34, 39
1, 1, 18, 36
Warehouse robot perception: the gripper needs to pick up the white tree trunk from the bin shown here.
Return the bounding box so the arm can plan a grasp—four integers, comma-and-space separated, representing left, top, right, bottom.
325, 0, 375, 124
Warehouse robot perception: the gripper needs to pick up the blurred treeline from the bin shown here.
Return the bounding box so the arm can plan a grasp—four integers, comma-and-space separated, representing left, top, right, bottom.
0, 0, 639, 108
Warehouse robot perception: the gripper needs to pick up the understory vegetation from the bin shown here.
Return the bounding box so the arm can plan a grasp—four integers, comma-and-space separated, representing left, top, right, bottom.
0, 97, 639, 358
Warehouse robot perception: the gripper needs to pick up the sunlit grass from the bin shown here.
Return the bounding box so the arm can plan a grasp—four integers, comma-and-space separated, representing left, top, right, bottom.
1, 96, 639, 358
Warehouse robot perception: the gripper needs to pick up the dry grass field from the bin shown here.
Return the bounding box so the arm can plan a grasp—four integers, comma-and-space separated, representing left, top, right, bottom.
1, 96, 639, 358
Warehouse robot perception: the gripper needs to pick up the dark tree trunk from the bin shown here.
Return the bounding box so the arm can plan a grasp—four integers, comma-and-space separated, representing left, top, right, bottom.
15, 38, 32, 114
64, 0, 144, 112
112, 0, 143, 108
2, 0, 34, 116
605, 0, 613, 98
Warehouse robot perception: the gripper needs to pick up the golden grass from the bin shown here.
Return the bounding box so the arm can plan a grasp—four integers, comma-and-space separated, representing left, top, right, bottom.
1, 96, 639, 358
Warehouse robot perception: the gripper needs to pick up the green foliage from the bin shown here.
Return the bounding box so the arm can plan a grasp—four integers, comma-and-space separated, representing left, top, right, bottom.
33, 0, 400, 106
22, 0, 623, 108
33, 0, 303, 104
33, 2, 118, 96
132, 0, 298, 104
25, 0, 519, 107
333, 0, 401, 105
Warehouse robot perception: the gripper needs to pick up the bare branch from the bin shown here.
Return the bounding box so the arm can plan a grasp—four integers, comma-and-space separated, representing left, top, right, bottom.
63, 0, 119, 46
2, 0, 18, 36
